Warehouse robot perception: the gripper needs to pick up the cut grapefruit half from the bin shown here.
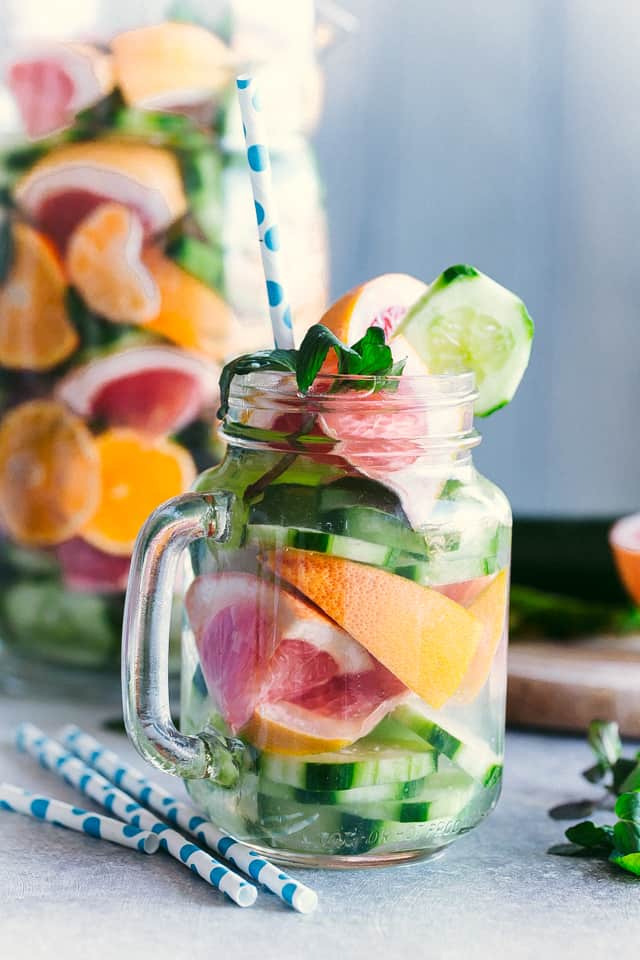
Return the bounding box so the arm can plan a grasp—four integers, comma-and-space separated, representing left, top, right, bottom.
269, 549, 483, 709
0, 400, 99, 546
56, 344, 219, 436
66, 203, 159, 325
14, 141, 187, 252
0, 222, 78, 371
610, 514, 640, 604
111, 22, 234, 110
82, 428, 196, 556
7, 43, 114, 139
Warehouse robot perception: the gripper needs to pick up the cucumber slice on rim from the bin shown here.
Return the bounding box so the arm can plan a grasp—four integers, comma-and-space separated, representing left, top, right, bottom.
391, 706, 502, 787
398, 264, 534, 416
258, 743, 437, 791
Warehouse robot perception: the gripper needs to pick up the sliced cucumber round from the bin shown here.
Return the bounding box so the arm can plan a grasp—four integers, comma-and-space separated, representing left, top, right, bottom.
320, 507, 428, 558
398, 265, 534, 416
257, 774, 431, 806
258, 743, 437, 791
247, 523, 400, 567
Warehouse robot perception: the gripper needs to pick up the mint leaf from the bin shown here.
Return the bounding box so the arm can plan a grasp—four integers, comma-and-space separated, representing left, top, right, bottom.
618, 762, 640, 795
609, 851, 640, 876
350, 326, 393, 375
296, 324, 361, 392
588, 720, 621, 769
217, 349, 297, 419
613, 820, 640, 855
565, 821, 615, 850
615, 791, 640, 823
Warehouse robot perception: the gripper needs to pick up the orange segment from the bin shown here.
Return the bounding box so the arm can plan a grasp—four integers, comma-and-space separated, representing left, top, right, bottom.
243, 702, 354, 757
143, 248, 231, 361
111, 22, 233, 108
82, 428, 196, 556
456, 570, 508, 702
0, 400, 99, 545
269, 550, 483, 709
67, 203, 159, 324
0, 223, 77, 370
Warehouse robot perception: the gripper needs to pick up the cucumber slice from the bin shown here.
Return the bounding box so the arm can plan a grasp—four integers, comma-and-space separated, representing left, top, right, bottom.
318, 476, 406, 519
391, 706, 502, 787
320, 507, 428, 558
249, 484, 320, 528
398, 264, 534, 416
259, 744, 437, 791
247, 524, 398, 567
258, 774, 431, 806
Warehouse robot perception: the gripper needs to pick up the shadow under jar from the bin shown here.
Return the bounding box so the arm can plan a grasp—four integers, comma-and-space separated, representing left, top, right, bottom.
123, 371, 511, 867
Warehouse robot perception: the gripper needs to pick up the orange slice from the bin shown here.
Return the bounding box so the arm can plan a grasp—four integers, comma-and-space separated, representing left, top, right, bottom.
14, 141, 187, 252
0, 223, 77, 370
456, 570, 508, 702
111, 22, 234, 109
243, 702, 355, 756
143, 248, 231, 361
82, 428, 196, 556
0, 400, 99, 546
269, 550, 483, 709
67, 203, 159, 324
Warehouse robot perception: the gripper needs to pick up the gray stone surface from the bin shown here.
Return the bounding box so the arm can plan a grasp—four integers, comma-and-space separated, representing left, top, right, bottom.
1, 697, 639, 959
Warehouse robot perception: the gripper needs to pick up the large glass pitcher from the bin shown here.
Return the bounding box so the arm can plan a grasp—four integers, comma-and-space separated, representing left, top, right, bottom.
123, 370, 512, 867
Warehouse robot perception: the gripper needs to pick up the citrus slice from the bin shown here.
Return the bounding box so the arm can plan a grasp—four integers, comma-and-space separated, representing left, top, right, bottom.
111, 22, 233, 110
456, 569, 508, 702
143, 248, 232, 361
56, 344, 219, 436
0, 223, 78, 370
14, 141, 187, 252
397, 264, 534, 416
82, 428, 196, 556
66, 203, 159, 324
319, 273, 429, 374
8, 43, 114, 139
57, 537, 131, 593
610, 514, 640, 604
269, 550, 483, 709
0, 400, 99, 546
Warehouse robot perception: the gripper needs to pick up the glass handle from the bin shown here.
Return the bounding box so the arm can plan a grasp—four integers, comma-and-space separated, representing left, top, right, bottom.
122, 491, 242, 786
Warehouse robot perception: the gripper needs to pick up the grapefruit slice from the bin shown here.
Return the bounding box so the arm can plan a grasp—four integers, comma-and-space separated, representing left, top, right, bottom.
456, 570, 508, 702
82, 428, 196, 556
57, 537, 130, 593
0, 400, 99, 546
319, 273, 429, 375
185, 572, 377, 732
610, 514, 640, 604
269, 549, 483, 709
142, 248, 232, 362
0, 223, 78, 371
14, 142, 187, 252
7, 43, 114, 139
66, 203, 159, 325
56, 345, 219, 436
435, 573, 497, 607
111, 22, 233, 110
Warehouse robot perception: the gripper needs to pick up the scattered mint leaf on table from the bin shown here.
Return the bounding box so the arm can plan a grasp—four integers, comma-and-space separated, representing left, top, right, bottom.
565, 821, 615, 850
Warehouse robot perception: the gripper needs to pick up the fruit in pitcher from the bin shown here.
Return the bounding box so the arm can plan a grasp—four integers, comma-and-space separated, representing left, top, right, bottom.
56, 345, 219, 436
609, 514, 640, 605
82, 428, 196, 556
111, 22, 233, 110
269, 549, 483, 708
66, 203, 159, 324
0, 223, 78, 370
7, 43, 114, 138
142, 248, 232, 361
456, 569, 508, 701
0, 400, 99, 546
14, 141, 187, 252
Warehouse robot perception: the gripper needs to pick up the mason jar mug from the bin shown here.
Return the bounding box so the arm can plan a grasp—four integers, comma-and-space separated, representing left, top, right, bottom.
123, 371, 511, 866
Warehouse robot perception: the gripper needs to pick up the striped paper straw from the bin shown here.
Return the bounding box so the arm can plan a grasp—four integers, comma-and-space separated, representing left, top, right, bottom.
236, 74, 295, 350
60, 725, 318, 914
14, 724, 256, 908
0, 782, 159, 853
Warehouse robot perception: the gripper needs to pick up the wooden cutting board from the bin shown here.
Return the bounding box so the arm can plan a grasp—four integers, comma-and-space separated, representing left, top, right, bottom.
507, 635, 640, 736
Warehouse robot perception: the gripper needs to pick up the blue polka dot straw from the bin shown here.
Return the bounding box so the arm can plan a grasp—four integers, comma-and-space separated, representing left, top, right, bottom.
14, 724, 256, 908
236, 74, 296, 350
0, 782, 159, 853
60, 724, 318, 914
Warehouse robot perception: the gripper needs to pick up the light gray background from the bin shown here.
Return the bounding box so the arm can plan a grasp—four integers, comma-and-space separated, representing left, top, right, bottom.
315, 0, 640, 516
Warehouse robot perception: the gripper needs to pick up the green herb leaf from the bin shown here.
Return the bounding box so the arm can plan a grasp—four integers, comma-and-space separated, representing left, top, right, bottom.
296, 324, 361, 392
609, 850, 640, 876
549, 799, 598, 821
613, 820, 640, 855
350, 326, 393, 375
615, 791, 640, 823
565, 821, 615, 850
217, 349, 298, 419
618, 762, 640, 795
582, 762, 607, 784
588, 720, 622, 769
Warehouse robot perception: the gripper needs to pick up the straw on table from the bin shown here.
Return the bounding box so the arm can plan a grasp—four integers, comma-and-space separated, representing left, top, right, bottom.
236, 74, 295, 350
14, 724, 256, 908
60, 725, 318, 914
0, 782, 159, 853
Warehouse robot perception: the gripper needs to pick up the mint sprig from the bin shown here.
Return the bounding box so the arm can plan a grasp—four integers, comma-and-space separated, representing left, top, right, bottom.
217, 324, 406, 419
548, 720, 640, 877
